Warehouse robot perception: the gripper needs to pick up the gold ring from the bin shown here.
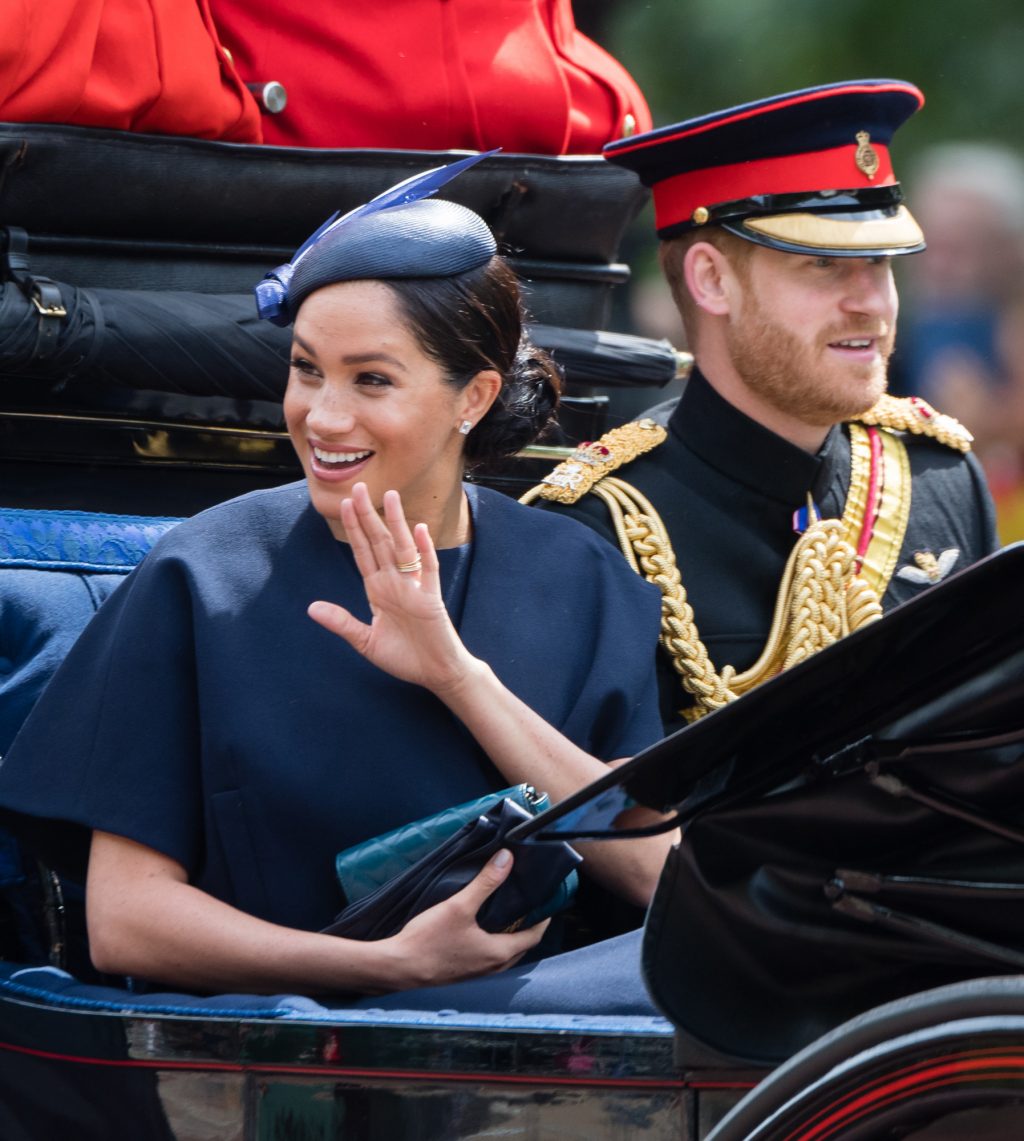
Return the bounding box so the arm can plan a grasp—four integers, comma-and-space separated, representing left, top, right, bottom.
396, 556, 422, 574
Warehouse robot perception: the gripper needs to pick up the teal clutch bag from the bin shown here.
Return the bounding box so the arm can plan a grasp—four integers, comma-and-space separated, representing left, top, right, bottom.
335, 784, 578, 924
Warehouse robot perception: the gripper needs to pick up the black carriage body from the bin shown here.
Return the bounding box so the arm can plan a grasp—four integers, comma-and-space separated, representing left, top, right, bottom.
0, 984, 703, 1141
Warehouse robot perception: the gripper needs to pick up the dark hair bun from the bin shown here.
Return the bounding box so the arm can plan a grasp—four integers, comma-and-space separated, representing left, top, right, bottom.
464, 342, 562, 464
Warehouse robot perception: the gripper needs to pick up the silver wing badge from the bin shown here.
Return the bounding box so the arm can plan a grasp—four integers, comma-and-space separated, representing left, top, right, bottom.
896, 548, 961, 586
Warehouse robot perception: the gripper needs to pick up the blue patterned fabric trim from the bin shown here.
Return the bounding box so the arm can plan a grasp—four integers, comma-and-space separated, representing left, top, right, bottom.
0, 966, 673, 1033
0, 508, 183, 574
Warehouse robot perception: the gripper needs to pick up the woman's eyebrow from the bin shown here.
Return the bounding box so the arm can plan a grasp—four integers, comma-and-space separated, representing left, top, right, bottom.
339, 351, 408, 371
291, 334, 408, 372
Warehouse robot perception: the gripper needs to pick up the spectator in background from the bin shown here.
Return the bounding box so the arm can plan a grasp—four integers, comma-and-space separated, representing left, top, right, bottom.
964, 289, 1024, 542
897, 142, 1024, 401
897, 143, 1024, 540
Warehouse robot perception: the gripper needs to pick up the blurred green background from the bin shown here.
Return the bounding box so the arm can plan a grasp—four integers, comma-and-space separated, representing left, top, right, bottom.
587, 0, 1024, 151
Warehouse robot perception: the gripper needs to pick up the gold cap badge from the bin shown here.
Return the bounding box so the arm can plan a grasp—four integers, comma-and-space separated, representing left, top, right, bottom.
855, 131, 880, 180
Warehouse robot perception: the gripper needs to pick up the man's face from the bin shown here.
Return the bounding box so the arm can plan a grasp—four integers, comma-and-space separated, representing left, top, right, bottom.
724, 245, 899, 429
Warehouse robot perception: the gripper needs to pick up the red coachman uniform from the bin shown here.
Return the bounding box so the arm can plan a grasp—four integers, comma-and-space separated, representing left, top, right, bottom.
207, 0, 652, 152
0, 0, 261, 142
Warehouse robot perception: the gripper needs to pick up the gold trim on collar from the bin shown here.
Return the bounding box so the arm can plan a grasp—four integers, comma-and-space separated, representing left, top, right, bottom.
857, 395, 973, 453
519, 419, 666, 506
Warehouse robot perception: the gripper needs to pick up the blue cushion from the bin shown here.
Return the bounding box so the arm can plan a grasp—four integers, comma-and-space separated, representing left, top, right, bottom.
0, 508, 183, 753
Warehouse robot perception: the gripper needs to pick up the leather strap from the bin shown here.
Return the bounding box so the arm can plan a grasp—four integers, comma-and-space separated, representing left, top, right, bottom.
2, 226, 67, 362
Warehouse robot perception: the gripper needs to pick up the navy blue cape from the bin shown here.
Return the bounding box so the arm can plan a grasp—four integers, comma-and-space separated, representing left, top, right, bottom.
0, 482, 662, 933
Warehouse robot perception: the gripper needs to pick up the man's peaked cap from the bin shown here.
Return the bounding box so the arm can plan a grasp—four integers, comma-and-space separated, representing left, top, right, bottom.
604, 79, 926, 257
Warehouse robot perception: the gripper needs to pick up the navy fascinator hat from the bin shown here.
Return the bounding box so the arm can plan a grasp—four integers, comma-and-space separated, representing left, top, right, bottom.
254, 152, 499, 326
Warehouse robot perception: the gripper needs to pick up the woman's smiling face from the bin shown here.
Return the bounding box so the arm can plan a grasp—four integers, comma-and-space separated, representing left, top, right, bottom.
285, 280, 491, 541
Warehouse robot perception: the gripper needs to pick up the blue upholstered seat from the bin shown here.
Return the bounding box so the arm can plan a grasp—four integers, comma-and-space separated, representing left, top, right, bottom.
0, 507, 182, 754
0, 508, 183, 966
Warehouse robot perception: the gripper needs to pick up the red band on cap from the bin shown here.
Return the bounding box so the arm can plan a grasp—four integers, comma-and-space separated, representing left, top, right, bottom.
654, 144, 895, 232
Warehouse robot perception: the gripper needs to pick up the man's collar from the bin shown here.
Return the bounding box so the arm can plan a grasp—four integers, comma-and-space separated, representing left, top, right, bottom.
667, 369, 844, 504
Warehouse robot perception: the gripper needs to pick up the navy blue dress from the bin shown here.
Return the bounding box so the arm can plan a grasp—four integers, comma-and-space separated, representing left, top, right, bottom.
0, 481, 662, 942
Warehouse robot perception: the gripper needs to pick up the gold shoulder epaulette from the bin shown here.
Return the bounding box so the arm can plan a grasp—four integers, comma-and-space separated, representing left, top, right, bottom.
526, 418, 667, 504
855, 395, 973, 454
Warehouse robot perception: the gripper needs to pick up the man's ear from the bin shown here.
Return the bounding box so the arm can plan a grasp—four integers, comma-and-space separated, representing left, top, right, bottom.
683, 241, 741, 318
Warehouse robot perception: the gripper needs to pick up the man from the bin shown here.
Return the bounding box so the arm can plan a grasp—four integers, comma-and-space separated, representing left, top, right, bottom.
525, 79, 999, 732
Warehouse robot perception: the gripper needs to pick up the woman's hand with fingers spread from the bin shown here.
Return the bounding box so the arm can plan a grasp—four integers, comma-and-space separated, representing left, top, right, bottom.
308, 483, 483, 694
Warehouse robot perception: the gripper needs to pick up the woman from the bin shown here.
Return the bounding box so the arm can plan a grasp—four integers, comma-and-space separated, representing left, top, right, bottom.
0, 163, 668, 1001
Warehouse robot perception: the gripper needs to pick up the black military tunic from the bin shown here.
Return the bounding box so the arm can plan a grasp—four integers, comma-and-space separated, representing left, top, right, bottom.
538, 369, 999, 733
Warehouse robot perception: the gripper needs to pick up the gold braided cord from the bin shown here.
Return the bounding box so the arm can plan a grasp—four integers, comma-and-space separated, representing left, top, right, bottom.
522, 414, 920, 721
589, 478, 737, 713
857, 395, 973, 453
589, 477, 885, 722
778, 520, 883, 672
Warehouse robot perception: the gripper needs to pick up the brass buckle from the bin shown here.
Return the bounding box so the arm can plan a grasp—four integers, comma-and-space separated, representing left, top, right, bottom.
31, 293, 67, 319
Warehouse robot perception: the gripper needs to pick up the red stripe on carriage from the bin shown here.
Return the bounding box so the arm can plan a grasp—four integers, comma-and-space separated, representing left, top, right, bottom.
0, 1039, 687, 1088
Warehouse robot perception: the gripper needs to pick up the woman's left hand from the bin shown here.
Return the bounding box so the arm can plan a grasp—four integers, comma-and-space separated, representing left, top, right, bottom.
308, 483, 479, 694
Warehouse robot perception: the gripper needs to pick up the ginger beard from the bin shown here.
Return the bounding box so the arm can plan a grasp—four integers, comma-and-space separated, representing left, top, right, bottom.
724, 280, 896, 430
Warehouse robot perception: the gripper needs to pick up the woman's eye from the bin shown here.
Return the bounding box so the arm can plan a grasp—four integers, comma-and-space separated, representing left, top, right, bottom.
812, 256, 835, 269
356, 372, 393, 388
289, 356, 318, 376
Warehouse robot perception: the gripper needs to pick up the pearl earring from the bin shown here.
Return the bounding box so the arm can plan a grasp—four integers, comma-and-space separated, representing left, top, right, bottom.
458, 420, 473, 435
